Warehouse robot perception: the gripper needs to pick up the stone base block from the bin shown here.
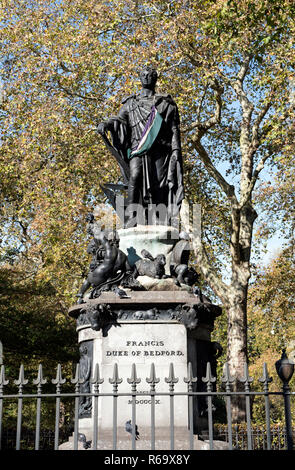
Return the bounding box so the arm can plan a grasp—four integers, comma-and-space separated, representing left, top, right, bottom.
78, 321, 188, 431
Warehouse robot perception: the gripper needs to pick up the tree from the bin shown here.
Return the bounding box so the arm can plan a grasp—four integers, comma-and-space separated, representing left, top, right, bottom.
0, 262, 78, 366
1, 0, 295, 419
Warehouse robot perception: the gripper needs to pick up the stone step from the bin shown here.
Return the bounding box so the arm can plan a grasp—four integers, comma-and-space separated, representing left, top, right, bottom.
59, 427, 228, 451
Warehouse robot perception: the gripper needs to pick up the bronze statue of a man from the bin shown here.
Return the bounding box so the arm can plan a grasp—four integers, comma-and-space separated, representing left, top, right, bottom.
98, 66, 184, 227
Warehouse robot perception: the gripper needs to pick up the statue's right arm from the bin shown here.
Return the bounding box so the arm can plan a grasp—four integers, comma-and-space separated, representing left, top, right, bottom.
97, 100, 130, 135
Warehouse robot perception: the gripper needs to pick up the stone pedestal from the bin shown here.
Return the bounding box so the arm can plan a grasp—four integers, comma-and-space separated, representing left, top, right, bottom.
68, 290, 222, 447
78, 320, 188, 432
118, 225, 180, 274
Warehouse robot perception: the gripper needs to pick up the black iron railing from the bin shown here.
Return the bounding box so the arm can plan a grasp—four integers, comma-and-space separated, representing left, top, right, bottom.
0, 359, 294, 451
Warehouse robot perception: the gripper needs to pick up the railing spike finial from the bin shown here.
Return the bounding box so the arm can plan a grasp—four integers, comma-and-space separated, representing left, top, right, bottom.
33, 364, 47, 388
52, 363, 66, 387
202, 362, 216, 385
146, 363, 160, 386
221, 362, 235, 385
91, 363, 104, 386
239, 362, 254, 386
259, 362, 273, 386
0, 365, 9, 389
71, 363, 84, 386
109, 363, 123, 385
184, 362, 197, 385
165, 363, 179, 384
14, 364, 28, 390
127, 363, 141, 385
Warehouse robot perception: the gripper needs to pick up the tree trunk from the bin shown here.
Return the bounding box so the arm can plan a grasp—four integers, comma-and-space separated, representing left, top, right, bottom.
226, 202, 256, 421
226, 285, 248, 422
227, 291, 248, 374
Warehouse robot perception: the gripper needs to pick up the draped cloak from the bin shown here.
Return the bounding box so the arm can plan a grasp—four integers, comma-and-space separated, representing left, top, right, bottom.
104, 93, 184, 218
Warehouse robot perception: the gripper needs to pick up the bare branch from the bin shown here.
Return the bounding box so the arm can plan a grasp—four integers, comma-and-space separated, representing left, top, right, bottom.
231, 54, 256, 201
196, 84, 209, 121
232, 56, 254, 137
240, 149, 273, 208
237, 54, 252, 83
182, 205, 230, 306
184, 79, 223, 133
161, 58, 184, 75
238, 94, 276, 206
56, 80, 99, 102
230, 204, 241, 265
175, 32, 204, 69
189, 137, 237, 202
202, 79, 224, 130
193, 237, 231, 305
186, 213, 232, 306
239, 88, 290, 207
251, 100, 272, 146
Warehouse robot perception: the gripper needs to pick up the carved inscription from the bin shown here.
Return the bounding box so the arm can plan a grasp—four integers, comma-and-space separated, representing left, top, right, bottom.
105, 340, 184, 357
128, 391, 161, 405
128, 398, 161, 404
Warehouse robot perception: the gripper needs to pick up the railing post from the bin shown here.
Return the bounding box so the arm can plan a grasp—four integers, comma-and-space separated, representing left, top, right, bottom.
33, 364, 47, 450
146, 363, 159, 450
275, 350, 294, 451
239, 363, 253, 450
127, 364, 141, 450
91, 363, 104, 450
222, 362, 235, 450
52, 364, 66, 450
0, 365, 9, 451
259, 363, 272, 450
165, 363, 178, 450
202, 362, 216, 450
71, 363, 84, 450
109, 363, 122, 450
14, 365, 28, 450
184, 362, 197, 450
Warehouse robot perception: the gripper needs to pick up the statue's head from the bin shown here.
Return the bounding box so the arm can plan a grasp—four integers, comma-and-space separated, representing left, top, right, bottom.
139, 66, 158, 90
155, 254, 166, 266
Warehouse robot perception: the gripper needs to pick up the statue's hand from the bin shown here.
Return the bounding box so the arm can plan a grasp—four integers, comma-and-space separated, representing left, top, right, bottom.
168, 181, 175, 190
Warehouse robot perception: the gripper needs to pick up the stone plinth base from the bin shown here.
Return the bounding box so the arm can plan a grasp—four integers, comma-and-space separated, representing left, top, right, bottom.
69, 290, 222, 441
78, 321, 188, 431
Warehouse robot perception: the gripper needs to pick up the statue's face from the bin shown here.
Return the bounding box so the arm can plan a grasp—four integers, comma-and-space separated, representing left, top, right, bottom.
140, 68, 157, 90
